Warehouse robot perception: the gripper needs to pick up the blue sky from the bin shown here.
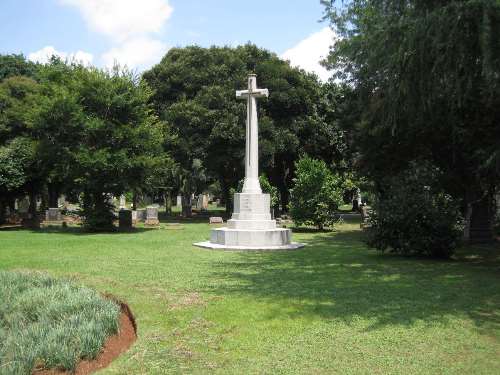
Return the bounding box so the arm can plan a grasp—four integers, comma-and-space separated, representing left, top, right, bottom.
0, 0, 335, 80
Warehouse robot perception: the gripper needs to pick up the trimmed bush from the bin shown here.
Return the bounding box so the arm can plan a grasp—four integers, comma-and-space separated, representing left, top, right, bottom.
366, 165, 464, 258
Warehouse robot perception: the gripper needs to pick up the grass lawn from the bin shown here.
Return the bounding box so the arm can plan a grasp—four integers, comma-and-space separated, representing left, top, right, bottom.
0, 217, 499, 374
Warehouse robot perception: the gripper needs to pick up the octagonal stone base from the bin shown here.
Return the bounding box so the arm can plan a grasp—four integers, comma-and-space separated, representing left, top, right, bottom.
194, 227, 305, 251
193, 192, 305, 251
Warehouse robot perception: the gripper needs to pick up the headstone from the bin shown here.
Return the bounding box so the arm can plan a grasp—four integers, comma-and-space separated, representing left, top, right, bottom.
194, 75, 303, 250
119, 209, 132, 229
132, 209, 146, 224
17, 197, 30, 213
145, 206, 159, 226
360, 206, 372, 228
209, 217, 224, 224
196, 194, 209, 211
119, 195, 126, 209
58, 195, 67, 208
177, 195, 182, 208
353, 188, 361, 212
45, 208, 62, 222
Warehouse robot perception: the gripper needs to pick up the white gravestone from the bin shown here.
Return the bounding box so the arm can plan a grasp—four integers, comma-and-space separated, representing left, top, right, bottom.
119, 195, 126, 209
195, 74, 304, 250
145, 206, 159, 226
176, 195, 182, 208
196, 194, 209, 210
45, 208, 62, 222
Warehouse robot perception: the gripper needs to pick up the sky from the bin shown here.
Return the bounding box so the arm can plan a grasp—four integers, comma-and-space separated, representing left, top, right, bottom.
0, 0, 336, 81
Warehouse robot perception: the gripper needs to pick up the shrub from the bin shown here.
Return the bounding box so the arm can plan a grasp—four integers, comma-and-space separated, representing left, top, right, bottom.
366, 164, 464, 258
0, 271, 120, 374
289, 156, 343, 230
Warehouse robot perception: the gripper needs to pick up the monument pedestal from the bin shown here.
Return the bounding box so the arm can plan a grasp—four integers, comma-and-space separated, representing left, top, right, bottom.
195, 193, 304, 250
193, 74, 304, 251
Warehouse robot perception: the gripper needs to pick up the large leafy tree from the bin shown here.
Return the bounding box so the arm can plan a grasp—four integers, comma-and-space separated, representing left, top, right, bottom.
35, 62, 163, 230
0, 75, 41, 223
323, 0, 500, 240
143, 44, 346, 214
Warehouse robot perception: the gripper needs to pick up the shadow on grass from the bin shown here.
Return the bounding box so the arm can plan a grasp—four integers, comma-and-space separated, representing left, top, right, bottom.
159, 210, 230, 224
0, 226, 158, 236
207, 228, 500, 333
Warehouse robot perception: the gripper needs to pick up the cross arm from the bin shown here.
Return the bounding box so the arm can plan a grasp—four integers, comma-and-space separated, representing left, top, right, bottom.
236, 88, 269, 99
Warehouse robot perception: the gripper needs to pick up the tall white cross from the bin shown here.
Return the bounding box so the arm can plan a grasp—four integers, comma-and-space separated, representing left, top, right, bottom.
236, 74, 269, 194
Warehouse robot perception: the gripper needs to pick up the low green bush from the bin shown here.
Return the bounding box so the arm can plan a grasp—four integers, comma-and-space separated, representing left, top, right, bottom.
0, 271, 120, 374
366, 164, 464, 258
289, 156, 343, 230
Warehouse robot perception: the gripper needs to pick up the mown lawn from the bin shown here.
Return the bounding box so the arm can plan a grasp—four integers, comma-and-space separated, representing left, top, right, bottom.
0, 218, 499, 374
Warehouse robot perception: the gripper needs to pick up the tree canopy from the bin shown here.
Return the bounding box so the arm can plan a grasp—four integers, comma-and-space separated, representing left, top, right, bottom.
144, 44, 347, 213
323, 0, 500, 239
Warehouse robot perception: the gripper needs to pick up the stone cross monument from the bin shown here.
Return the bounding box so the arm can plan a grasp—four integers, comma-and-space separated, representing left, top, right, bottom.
195, 74, 304, 250
236, 74, 268, 194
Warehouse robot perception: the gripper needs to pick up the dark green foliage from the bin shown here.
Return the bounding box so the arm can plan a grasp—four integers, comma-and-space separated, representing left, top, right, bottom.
34, 64, 163, 231
289, 156, 343, 229
0, 75, 41, 221
0, 138, 35, 195
143, 45, 347, 213
367, 163, 465, 258
0, 271, 120, 374
323, 0, 500, 238
0, 54, 38, 82
259, 174, 280, 208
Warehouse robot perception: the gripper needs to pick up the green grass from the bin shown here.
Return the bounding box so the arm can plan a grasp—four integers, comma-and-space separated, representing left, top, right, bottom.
0, 218, 499, 374
0, 271, 120, 374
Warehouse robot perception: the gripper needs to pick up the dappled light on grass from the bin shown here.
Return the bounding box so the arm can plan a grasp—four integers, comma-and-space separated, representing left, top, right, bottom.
206, 225, 500, 333
0, 218, 498, 373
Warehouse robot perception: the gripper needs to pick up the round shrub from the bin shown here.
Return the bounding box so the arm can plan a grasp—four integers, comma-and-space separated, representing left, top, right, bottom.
366, 165, 464, 258
289, 156, 343, 230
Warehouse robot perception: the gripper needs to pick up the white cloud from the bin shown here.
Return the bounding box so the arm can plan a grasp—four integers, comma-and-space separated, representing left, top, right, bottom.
28, 46, 94, 65
60, 0, 173, 42
59, 0, 172, 70
281, 27, 336, 82
102, 37, 168, 70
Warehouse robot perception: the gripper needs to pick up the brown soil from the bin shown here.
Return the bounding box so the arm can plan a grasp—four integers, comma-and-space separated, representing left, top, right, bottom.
35, 301, 137, 375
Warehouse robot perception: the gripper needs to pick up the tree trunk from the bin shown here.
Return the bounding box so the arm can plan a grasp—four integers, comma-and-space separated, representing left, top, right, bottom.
464, 189, 494, 243
181, 194, 192, 218
132, 192, 138, 211
48, 184, 59, 208
352, 199, 359, 212
165, 190, 172, 215
221, 182, 232, 217
28, 190, 37, 219
0, 199, 5, 225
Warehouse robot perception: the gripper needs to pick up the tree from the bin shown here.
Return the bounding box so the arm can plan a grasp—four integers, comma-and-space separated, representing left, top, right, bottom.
0, 75, 41, 224
35, 63, 163, 231
323, 0, 500, 241
143, 45, 347, 215
0, 54, 38, 82
289, 156, 343, 230
0, 138, 36, 223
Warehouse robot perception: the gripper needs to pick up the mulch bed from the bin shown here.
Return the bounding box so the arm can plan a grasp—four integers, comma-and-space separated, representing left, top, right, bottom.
35, 300, 137, 375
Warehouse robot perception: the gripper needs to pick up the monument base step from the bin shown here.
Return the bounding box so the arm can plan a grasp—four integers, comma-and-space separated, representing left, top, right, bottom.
193, 227, 305, 250
193, 241, 305, 251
